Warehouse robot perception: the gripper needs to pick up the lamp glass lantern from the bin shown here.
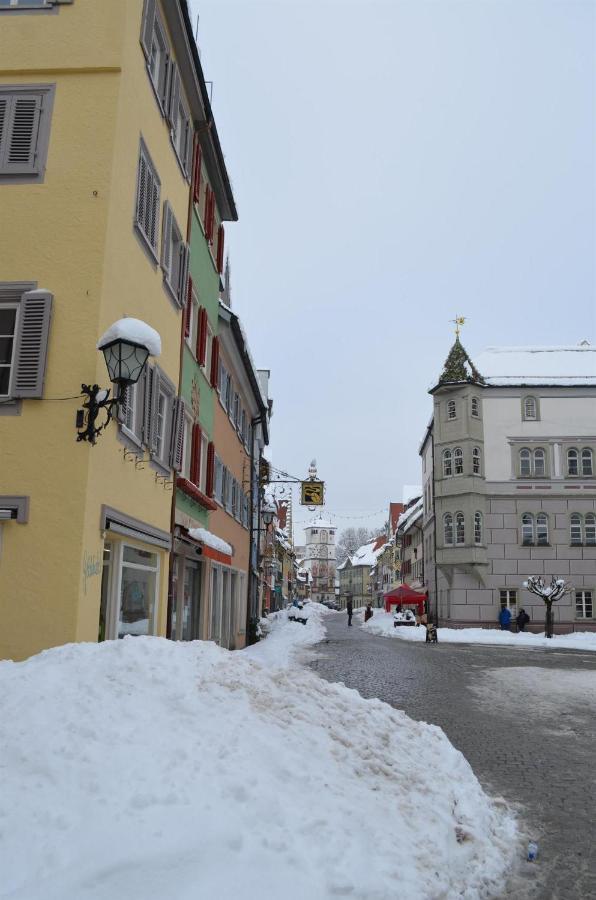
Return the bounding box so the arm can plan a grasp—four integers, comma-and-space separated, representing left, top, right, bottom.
262, 508, 275, 527
100, 339, 150, 391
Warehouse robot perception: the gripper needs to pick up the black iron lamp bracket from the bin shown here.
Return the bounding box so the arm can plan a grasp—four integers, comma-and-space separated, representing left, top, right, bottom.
76, 384, 119, 445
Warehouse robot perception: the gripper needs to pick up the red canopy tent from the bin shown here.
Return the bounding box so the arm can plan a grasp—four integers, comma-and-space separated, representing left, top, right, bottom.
383, 585, 427, 614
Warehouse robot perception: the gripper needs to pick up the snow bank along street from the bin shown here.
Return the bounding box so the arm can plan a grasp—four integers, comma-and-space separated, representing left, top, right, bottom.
363, 610, 596, 651
0, 606, 515, 900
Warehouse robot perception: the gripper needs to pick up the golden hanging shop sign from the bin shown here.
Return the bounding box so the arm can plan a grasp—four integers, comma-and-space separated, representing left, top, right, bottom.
301, 481, 324, 506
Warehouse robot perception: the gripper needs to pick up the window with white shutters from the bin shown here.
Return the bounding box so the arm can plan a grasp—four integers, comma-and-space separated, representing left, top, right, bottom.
134, 139, 161, 258
0, 86, 54, 180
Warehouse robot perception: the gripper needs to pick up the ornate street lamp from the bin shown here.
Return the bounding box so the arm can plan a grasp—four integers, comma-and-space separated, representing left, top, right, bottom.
76, 318, 160, 445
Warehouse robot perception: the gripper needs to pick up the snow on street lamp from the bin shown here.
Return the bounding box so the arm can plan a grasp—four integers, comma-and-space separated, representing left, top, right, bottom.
76, 318, 161, 445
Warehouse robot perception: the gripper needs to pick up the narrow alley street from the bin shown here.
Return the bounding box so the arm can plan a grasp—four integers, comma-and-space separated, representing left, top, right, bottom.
310, 614, 596, 900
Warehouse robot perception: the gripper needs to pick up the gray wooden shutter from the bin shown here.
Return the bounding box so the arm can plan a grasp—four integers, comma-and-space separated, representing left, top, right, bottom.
161, 201, 172, 279
169, 398, 185, 471
177, 243, 189, 308
140, 0, 156, 59
167, 63, 180, 129
149, 368, 162, 455
4, 94, 42, 175
135, 151, 147, 232
184, 118, 193, 178
142, 366, 154, 448
0, 97, 8, 164
12, 289, 53, 398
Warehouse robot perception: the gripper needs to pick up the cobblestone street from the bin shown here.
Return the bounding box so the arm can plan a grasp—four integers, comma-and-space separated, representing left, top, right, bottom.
310, 614, 596, 900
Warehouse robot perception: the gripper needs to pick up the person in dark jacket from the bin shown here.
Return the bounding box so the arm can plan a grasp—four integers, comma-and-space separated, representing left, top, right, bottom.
516, 608, 530, 632
499, 606, 512, 631
364, 603, 373, 622
347, 598, 353, 626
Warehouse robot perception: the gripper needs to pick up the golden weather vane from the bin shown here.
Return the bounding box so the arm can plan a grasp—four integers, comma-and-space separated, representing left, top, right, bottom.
450, 315, 466, 338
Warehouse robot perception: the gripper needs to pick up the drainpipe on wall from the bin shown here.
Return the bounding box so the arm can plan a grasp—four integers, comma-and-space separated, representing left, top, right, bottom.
247, 414, 263, 642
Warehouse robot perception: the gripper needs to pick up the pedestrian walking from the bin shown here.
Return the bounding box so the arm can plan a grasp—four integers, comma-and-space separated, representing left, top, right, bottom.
347, 598, 353, 627
364, 602, 373, 622
516, 608, 530, 633
499, 606, 512, 631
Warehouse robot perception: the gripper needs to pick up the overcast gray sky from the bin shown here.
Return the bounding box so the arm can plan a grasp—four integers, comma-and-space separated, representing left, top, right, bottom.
190, 0, 596, 540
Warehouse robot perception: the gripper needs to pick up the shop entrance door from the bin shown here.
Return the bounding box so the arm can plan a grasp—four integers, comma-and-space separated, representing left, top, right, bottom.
181, 560, 202, 640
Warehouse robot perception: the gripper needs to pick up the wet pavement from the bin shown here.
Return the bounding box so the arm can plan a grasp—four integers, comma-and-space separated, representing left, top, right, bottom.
309, 614, 596, 899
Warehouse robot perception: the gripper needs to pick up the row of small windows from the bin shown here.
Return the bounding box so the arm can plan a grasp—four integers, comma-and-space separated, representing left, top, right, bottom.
519, 447, 594, 477
446, 396, 541, 422
443, 512, 596, 548
521, 513, 596, 546
443, 447, 482, 477
446, 398, 481, 420
443, 512, 483, 546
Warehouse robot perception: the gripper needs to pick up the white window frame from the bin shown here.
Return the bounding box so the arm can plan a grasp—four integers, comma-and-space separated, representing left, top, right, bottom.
522, 396, 538, 421
454, 447, 463, 476
443, 513, 454, 546
500, 588, 517, 613
570, 514, 583, 546
185, 286, 199, 353
471, 396, 480, 418
203, 322, 213, 378
146, 10, 169, 113
442, 449, 452, 478
180, 412, 193, 480
472, 447, 481, 475
521, 513, 534, 546
474, 511, 482, 545
447, 399, 457, 420
582, 448, 593, 477
585, 514, 596, 546
455, 512, 465, 545
198, 432, 208, 494
0, 302, 19, 398
575, 589, 593, 620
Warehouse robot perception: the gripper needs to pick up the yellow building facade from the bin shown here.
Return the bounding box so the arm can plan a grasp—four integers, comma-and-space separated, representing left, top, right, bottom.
0, 0, 208, 659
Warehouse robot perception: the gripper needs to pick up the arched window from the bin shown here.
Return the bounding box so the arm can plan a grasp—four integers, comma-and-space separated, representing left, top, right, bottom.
474, 511, 482, 545
447, 400, 456, 420
454, 447, 463, 475
536, 513, 549, 546
570, 514, 583, 546
456, 512, 465, 544
520, 448, 531, 477
582, 448, 593, 477
585, 514, 596, 546
524, 396, 537, 420
521, 513, 534, 546
567, 448, 579, 476
471, 397, 480, 418
443, 449, 452, 477
533, 448, 546, 477
472, 447, 481, 475
443, 513, 454, 546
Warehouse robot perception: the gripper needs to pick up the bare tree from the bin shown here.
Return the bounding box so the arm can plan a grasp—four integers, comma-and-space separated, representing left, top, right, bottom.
523, 575, 572, 639
336, 527, 377, 566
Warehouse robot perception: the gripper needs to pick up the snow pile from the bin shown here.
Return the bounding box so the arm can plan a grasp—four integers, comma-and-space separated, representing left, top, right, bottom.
188, 527, 233, 556
364, 611, 596, 651
97, 318, 161, 356
245, 603, 327, 669
0, 622, 515, 900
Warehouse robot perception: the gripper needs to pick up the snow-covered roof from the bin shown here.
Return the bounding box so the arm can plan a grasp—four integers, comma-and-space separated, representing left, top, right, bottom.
97, 318, 161, 356
188, 528, 233, 556
305, 517, 335, 531
336, 557, 351, 571
397, 496, 424, 533
402, 485, 422, 505
350, 536, 388, 568
473, 344, 596, 386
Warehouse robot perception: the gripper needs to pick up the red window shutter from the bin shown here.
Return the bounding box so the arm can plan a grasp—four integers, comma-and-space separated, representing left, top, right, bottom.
184, 275, 193, 338
192, 138, 202, 205
195, 306, 205, 361
199, 308, 208, 367
203, 186, 211, 239
190, 423, 202, 485
206, 441, 215, 497
216, 224, 225, 274
210, 337, 219, 388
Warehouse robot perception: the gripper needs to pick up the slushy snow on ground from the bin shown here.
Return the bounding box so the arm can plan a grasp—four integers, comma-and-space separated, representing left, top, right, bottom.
0, 605, 515, 900
363, 610, 596, 651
